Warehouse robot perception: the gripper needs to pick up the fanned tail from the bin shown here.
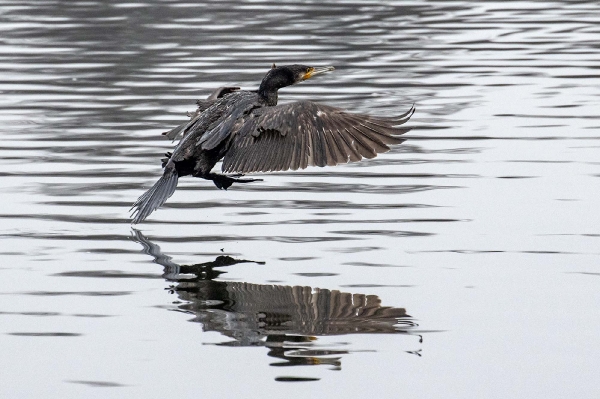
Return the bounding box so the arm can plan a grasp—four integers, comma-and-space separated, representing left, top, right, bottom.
130, 162, 179, 224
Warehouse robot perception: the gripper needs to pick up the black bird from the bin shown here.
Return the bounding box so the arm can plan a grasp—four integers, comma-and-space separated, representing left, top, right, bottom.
131, 64, 414, 224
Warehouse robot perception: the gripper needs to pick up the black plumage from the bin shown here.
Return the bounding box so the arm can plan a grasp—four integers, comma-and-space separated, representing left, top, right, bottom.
131, 64, 414, 224
163, 86, 240, 141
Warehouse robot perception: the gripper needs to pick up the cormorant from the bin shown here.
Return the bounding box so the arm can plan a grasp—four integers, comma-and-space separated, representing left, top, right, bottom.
131, 64, 414, 224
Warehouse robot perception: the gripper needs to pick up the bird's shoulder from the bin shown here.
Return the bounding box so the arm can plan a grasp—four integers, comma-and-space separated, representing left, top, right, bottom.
181, 91, 255, 138
190, 91, 261, 150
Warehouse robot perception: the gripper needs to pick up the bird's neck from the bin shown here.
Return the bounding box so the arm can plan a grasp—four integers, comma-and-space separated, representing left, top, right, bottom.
257, 83, 279, 106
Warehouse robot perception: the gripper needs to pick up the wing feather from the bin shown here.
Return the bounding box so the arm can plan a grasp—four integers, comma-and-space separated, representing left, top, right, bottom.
222, 101, 413, 174
300, 123, 310, 169
289, 129, 301, 171
244, 136, 260, 173
346, 125, 377, 159
361, 120, 409, 144
323, 127, 341, 166
237, 138, 253, 172
260, 131, 276, 172
357, 126, 393, 151
328, 117, 360, 163
276, 129, 293, 171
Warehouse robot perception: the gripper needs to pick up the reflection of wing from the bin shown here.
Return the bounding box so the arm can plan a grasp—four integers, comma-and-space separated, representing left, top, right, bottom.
180, 282, 413, 336
222, 102, 414, 173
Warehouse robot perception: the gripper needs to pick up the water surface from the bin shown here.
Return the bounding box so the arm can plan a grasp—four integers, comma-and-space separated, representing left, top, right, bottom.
1, 1, 599, 398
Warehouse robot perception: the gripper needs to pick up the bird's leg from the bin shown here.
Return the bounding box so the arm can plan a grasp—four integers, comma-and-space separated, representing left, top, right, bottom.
203, 172, 262, 190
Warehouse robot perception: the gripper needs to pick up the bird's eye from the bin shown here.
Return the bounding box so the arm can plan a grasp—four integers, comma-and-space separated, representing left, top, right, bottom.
301, 67, 315, 81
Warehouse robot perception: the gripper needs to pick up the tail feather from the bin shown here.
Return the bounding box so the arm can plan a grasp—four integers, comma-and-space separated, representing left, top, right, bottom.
130, 164, 179, 224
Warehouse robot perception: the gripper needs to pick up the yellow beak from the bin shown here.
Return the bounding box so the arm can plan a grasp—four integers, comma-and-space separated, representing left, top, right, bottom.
303, 66, 335, 80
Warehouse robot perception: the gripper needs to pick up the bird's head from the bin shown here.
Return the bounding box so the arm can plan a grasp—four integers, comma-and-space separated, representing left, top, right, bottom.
260, 64, 335, 91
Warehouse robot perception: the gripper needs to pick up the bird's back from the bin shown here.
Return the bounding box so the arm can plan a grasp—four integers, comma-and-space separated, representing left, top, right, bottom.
170, 90, 260, 163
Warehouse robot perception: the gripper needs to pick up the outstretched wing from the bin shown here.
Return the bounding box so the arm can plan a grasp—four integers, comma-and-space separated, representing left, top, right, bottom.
222, 101, 414, 173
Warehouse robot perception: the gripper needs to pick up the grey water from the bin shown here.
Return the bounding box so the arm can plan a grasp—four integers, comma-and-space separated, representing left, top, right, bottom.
1, 0, 599, 397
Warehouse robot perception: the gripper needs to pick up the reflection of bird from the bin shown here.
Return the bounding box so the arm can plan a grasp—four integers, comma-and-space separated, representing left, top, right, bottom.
130, 228, 261, 281
131, 64, 414, 223
130, 229, 416, 345
130, 229, 418, 374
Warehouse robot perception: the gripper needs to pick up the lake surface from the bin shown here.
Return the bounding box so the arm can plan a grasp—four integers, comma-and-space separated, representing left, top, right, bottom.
1, 1, 599, 397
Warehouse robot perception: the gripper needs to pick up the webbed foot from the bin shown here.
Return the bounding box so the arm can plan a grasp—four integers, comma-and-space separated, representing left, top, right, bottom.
210, 174, 262, 190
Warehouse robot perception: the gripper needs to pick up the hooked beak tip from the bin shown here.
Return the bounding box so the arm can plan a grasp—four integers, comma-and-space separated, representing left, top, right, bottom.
304, 66, 335, 80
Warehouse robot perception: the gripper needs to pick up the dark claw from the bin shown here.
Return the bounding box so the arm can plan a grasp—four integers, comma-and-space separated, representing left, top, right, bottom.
210, 174, 261, 190
212, 177, 232, 190
234, 178, 263, 183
